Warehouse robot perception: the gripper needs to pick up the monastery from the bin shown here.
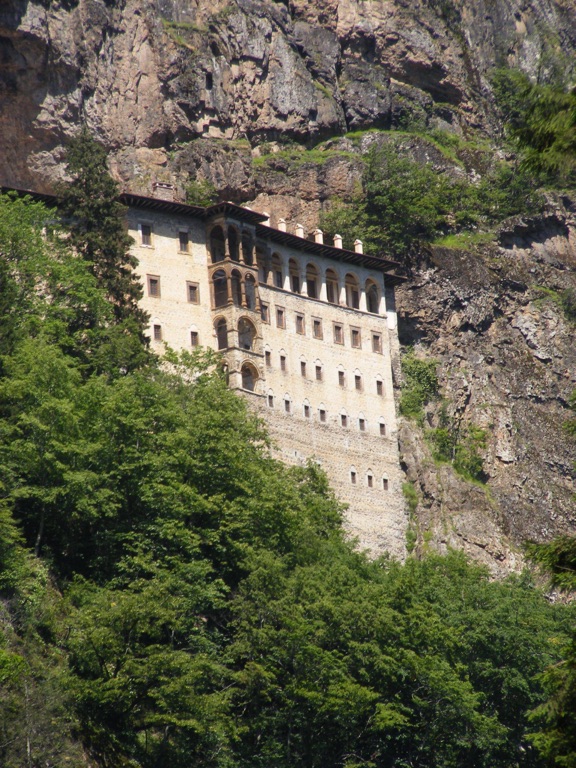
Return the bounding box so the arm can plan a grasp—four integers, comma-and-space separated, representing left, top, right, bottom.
120, 183, 408, 556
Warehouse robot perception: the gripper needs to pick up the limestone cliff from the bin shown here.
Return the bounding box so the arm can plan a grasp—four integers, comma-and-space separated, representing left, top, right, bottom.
1, 0, 575, 571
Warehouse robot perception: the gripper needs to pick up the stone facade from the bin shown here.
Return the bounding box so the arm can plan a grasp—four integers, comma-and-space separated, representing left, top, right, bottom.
124, 192, 408, 557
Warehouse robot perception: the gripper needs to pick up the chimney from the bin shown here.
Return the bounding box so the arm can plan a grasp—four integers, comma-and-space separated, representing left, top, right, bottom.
262, 210, 270, 226
333, 233, 343, 248
295, 223, 305, 238
152, 181, 175, 202
278, 217, 287, 232
354, 238, 363, 254
313, 228, 324, 244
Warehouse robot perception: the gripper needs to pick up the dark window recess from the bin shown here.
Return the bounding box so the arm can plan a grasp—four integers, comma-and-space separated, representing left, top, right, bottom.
301, 361, 306, 377
296, 314, 305, 334
341, 414, 348, 428
261, 303, 269, 322
187, 282, 199, 303
334, 324, 344, 344
179, 231, 189, 252
291, 274, 300, 293
367, 475, 374, 488
359, 418, 366, 432
265, 351, 271, 366
280, 355, 287, 372
315, 365, 322, 381
355, 375, 362, 391
372, 333, 382, 353
304, 405, 310, 418
338, 371, 345, 387
268, 395, 274, 408
275, 270, 283, 288
376, 380, 383, 396
141, 224, 152, 246
284, 399, 291, 413
350, 471, 357, 484
319, 409, 326, 423
380, 422, 386, 436
313, 319, 322, 339
351, 329, 361, 348
190, 331, 199, 347
383, 478, 389, 491
148, 276, 160, 297
153, 324, 162, 341
276, 308, 285, 328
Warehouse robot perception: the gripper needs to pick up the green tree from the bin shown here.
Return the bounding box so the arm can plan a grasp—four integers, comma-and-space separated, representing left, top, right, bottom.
59, 127, 150, 363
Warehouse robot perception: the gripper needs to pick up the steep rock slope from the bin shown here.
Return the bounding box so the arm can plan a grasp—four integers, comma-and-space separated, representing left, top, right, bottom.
1, 0, 576, 189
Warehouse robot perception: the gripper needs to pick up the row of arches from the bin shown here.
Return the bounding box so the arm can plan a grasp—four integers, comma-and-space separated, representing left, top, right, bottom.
208, 225, 383, 314
212, 267, 259, 310
214, 316, 259, 352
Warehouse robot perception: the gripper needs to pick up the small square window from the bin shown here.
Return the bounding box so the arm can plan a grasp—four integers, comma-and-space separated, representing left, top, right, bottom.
296, 314, 305, 334
382, 478, 389, 491
313, 318, 323, 339
148, 275, 160, 297
187, 282, 199, 303
380, 422, 386, 436
153, 324, 162, 341
265, 351, 271, 367
338, 370, 345, 387
372, 333, 382, 354
341, 414, 348, 428
304, 404, 310, 418
276, 308, 285, 328
284, 399, 291, 414
351, 328, 361, 348
190, 331, 199, 347
261, 303, 270, 323
355, 374, 362, 391
300, 361, 306, 377
315, 365, 323, 381
319, 409, 326, 423
141, 224, 152, 246
350, 471, 357, 485
268, 395, 274, 408
376, 379, 383, 396
280, 355, 287, 372
359, 418, 366, 432
179, 231, 189, 252
333, 323, 344, 344
367, 475, 374, 488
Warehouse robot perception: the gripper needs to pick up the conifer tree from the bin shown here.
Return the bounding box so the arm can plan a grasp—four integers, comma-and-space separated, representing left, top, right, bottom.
60, 126, 148, 331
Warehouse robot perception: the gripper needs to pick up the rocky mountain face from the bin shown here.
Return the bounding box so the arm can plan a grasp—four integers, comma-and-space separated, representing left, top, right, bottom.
1, 0, 575, 571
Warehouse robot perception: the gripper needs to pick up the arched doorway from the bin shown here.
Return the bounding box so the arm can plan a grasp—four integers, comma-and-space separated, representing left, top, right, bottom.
241, 362, 258, 392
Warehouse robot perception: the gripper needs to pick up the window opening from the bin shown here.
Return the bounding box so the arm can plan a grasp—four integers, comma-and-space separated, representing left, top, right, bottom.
296, 314, 305, 334
179, 231, 189, 253
341, 414, 348, 427
187, 282, 199, 303
376, 379, 383, 396
351, 328, 361, 348
366, 282, 379, 313
147, 275, 160, 297
261, 302, 269, 323
319, 409, 326, 423
304, 404, 310, 418
355, 374, 362, 391
380, 422, 386, 436
284, 398, 291, 413
215, 319, 228, 350
372, 333, 382, 353
268, 394, 274, 408
350, 470, 357, 484
241, 364, 257, 392
300, 361, 306, 377
153, 324, 162, 341
141, 224, 152, 246
276, 307, 285, 328
265, 351, 271, 366
382, 478, 389, 491
313, 319, 322, 339
238, 318, 257, 351
315, 365, 323, 381
333, 323, 344, 344
213, 269, 227, 307
280, 355, 287, 372
367, 474, 374, 488
190, 331, 199, 347
359, 418, 366, 431
338, 370, 345, 387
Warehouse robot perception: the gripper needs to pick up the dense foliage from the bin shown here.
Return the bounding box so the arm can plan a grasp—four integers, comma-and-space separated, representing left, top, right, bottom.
1, 192, 576, 768
320, 140, 543, 258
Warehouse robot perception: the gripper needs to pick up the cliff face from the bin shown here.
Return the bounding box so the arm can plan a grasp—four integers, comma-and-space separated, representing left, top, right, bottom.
1, 0, 575, 571
2, 0, 576, 190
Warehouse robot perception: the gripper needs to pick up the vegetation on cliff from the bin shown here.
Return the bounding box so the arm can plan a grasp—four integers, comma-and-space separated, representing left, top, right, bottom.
1, 190, 576, 767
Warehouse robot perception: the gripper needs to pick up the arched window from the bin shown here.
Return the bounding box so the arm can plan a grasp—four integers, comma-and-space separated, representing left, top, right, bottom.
271, 254, 283, 288
213, 269, 228, 307
345, 273, 360, 309
306, 263, 319, 299
228, 227, 239, 262
242, 235, 253, 266
366, 470, 374, 488
215, 318, 228, 350
245, 274, 256, 310
241, 362, 258, 392
289, 258, 300, 293
231, 269, 242, 306
210, 226, 225, 263
238, 317, 257, 351
326, 269, 339, 304
366, 280, 379, 314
